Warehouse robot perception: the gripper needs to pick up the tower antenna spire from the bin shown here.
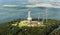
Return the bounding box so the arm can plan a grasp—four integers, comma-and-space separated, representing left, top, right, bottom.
42, 15, 44, 24
46, 8, 48, 23
38, 13, 40, 24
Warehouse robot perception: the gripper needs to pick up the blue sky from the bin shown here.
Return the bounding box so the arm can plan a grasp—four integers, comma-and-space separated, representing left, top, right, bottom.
0, 0, 60, 2
28, 0, 60, 3
0, 0, 60, 5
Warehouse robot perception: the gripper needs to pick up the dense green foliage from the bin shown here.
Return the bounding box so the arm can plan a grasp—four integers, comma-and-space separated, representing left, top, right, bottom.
0, 19, 60, 35
49, 28, 60, 35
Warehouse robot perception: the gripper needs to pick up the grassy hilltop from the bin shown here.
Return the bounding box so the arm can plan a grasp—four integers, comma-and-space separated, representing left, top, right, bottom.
0, 19, 60, 35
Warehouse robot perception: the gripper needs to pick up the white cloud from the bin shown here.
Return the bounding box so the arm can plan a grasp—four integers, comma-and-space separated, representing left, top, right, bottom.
28, 0, 60, 3
49, 0, 60, 2
28, 0, 40, 3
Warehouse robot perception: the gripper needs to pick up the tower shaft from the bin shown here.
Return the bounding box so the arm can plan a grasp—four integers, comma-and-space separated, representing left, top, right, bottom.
27, 11, 32, 24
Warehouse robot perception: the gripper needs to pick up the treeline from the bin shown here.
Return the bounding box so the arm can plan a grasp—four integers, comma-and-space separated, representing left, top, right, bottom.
0, 19, 60, 35
0, 19, 20, 35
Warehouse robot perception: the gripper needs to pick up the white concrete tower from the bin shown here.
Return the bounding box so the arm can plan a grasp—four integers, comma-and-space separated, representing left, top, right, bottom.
27, 11, 32, 24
